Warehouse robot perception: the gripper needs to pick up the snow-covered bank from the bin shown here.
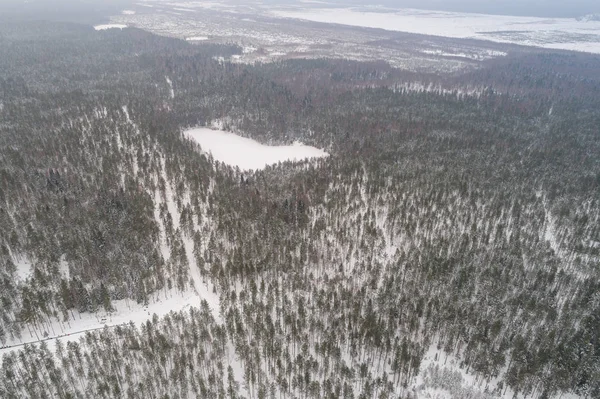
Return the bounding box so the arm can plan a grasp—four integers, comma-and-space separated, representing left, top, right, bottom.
185, 127, 329, 171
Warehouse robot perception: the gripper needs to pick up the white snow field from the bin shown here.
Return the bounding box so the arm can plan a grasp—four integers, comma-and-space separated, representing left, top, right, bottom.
185, 36, 209, 41
271, 7, 600, 53
93, 24, 128, 30
185, 127, 329, 171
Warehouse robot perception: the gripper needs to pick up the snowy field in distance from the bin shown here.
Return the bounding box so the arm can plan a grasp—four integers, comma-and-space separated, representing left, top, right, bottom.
186, 36, 209, 41
185, 128, 328, 171
94, 24, 128, 30
271, 7, 600, 53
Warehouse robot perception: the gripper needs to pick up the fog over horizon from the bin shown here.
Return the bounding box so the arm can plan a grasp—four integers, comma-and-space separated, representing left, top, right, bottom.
0, 0, 599, 19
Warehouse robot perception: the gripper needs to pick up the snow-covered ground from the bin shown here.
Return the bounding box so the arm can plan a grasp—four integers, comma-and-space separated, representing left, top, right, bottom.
185, 127, 329, 171
414, 341, 581, 398
13, 255, 33, 281
415, 343, 501, 398
186, 36, 209, 41
0, 112, 222, 366
165, 75, 175, 98
271, 6, 600, 53
0, 289, 201, 357
94, 24, 128, 30
1, 171, 222, 364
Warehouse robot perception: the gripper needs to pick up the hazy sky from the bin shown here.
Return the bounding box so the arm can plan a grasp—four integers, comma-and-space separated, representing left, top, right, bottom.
0, 0, 598, 20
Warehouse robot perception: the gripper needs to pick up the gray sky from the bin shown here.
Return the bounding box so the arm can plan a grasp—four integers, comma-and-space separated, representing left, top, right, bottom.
0, 0, 130, 23
1, 0, 598, 20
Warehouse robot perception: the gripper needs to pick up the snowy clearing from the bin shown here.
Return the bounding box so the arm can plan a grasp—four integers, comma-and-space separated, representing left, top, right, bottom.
186, 36, 209, 41
13, 256, 32, 281
185, 128, 329, 171
0, 290, 201, 358
271, 7, 600, 53
94, 24, 128, 30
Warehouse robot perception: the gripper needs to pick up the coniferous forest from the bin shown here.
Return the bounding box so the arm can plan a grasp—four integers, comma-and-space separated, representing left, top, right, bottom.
0, 18, 599, 399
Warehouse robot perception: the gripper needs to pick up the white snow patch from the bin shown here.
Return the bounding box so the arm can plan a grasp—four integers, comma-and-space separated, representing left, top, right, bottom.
165, 76, 175, 98
94, 24, 128, 30
13, 256, 33, 281
59, 257, 70, 280
122, 10, 136, 15
421, 48, 507, 60
185, 128, 329, 171
186, 36, 209, 41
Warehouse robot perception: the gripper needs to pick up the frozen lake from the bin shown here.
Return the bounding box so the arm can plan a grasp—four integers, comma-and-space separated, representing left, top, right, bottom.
185, 128, 328, 171
271, 7, 600, 53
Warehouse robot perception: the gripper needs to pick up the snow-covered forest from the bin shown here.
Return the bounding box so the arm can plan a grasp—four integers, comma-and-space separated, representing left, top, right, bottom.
0, 19, 599, 399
